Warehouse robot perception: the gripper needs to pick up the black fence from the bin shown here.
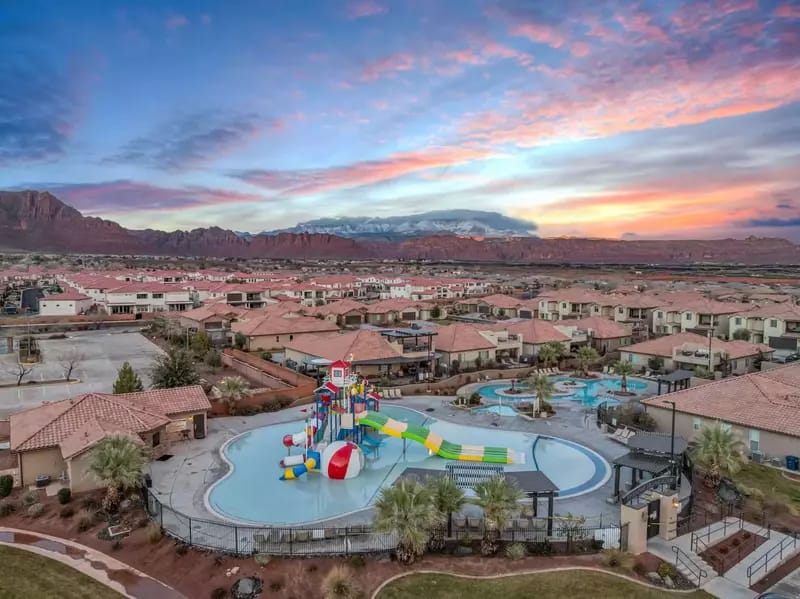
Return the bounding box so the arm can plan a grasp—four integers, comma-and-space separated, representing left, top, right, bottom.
145, 489, 624, 557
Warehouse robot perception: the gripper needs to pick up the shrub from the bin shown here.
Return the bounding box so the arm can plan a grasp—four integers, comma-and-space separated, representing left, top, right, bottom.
76, 508, 95, 532
261, 352, 273, 361
269, 580, 283, 592
505, 543, 527, 560
176, 542, 188, 556
601, 548, 634, 570
719, 546, 729, 555
732, 537, 741, 547
467, 392, 482, 406
254, 554, 270, 567
111, 539, 123, 551
59, 505, 75, 518
80, 495, 101, 511
0, 500, 16, 517
321, 565, 364, 599
27, 503, 44, 518
0, 474, 13, 498
21, 491, 38, 506
347, 554, 366, 568
657, 562, 676, 579
211, 588, 228, 599
57, 488, 72, 505
307, 564, 318, 573
145, 522, 163, 544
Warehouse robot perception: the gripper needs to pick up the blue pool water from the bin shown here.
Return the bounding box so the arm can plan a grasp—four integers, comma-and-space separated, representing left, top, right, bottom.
207, 405, 610, 524
473, 404, 518, 417
477, 376, 648, 407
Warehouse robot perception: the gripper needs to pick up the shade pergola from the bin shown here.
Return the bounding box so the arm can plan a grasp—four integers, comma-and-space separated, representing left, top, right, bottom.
655, 370, 693, 394
400, 465, 560, 535
610, 452, 673, 502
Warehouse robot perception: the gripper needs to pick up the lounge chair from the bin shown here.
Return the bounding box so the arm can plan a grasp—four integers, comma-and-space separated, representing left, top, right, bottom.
602, 366, 609, 374
467, 517, 482, 532
644, 370, 652, 378
452, 515, 467, 531
395, 389, 403, 398
608, 367, 615, 374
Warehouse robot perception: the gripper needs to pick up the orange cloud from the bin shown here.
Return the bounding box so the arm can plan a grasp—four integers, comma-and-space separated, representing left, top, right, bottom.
361, 53, 415, 81
510, 23, 564, 48
238, 146, 497, 196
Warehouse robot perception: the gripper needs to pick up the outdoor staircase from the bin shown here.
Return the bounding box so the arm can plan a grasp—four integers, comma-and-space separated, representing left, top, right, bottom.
673, 545, 717, 583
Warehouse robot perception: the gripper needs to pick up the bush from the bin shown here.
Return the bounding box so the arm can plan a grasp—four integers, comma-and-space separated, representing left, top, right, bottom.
269, 580, 283, 592
347, 554, 366, 569
59, 505, 75, 518
601, 548, 634, 570
211, 588, 228, 599
21, 491, 38, 506
145, 522, 163, 544
467, 392, 482, 406
505, 543, 527, 560
176, 543, 188, 556
80, 495, 101, 511
657, 562, 676, 579
57, 488, 72, 505
76, 508, 95, 532
111, 539, 123, 551
27, 503, 44, 518
322, 565, 364, 599
0, 474, 13, 498
261, 352, 272, 361
731, 537, 741, 547
254, 554, 270, 567
539, 400, 556, 415
0, 500, 16, 517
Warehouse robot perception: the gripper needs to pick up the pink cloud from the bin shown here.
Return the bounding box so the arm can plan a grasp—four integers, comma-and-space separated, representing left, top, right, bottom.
510, 23, 564, 48
360, 53, 415, 81
615, 12, 669, 43
775, 3, 800, 18
237, 146, 496, 196
347, 0, 387, 19
570, 41, 590, 57
165, 14, 189, 30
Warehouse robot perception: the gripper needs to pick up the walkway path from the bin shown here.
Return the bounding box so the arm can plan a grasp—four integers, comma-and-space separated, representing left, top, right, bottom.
0, 527, 185, 599
768, 564, 800, 597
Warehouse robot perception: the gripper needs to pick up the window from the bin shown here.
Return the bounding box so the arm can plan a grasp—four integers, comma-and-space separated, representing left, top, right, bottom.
685, 312, 692, 320
749, 429, 760, 452
136, 293, 148, 299
276, 336, 280, 342
693, 417, 703, 431
289, 334, 294, 341
152, 293, 164, 299
618, 307, 624, 314
769, 319, 778, 328
720, 422, 732, 433
152, 432, 161, 447
735, 317, 742, 325
657, 311, 663, 318
731, 360, 737, 369
561, 302, 567, 309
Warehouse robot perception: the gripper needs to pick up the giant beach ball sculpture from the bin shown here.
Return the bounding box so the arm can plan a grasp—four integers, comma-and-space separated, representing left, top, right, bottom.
321, 441, 364, 479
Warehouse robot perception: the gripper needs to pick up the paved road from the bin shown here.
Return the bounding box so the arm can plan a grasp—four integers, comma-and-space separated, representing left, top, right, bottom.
0, 329, 164, 417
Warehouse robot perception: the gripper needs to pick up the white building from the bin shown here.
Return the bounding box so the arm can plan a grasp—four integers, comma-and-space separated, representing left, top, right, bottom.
38, 291, 93, 316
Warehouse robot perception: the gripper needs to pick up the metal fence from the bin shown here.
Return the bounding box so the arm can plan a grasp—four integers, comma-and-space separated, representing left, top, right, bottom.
145, 489, 624, 557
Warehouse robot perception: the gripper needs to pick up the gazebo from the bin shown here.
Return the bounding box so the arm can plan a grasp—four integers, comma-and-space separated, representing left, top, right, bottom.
654, 370, 693, 394
609, 431, 688, 503
400, 464, 560, 536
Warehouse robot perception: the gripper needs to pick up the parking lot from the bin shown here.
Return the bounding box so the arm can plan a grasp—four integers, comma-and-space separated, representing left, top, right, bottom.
0, 329, 164, 418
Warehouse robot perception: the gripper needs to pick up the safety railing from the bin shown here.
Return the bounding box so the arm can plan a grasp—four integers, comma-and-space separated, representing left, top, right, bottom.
690, 516, 742, 553
747, 532, 798, 587
673, 545, 708, 587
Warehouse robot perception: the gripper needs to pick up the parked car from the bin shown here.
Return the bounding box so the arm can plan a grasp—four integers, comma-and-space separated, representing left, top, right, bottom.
773, 352, 800, 364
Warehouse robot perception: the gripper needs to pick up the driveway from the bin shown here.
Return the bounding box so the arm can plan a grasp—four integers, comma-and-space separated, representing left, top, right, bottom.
0, 329, 164, 417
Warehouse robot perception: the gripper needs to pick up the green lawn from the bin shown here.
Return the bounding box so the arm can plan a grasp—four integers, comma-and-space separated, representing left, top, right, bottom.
0, 545, 124, 599
734, 462, 800, 510
377, 571, 716, 599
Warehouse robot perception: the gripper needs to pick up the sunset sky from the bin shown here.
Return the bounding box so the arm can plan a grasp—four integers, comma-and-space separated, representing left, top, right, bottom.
1, 0, 799, 240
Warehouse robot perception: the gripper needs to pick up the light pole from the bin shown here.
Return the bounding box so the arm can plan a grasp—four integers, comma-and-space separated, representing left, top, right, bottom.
663, 399, 677, 490
707, 328, 713, 376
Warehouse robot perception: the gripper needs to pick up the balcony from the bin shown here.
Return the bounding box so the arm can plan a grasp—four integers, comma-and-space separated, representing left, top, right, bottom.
672, 345, 724, 367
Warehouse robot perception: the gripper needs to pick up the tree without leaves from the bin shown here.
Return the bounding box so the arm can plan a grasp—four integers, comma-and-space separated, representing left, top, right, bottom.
9, 362, 34, 386
113, 361, 144, 394
210, 376, 253, 414
58, 351, 83, 381
150, 348, 200, 389
88, 435, 148, 513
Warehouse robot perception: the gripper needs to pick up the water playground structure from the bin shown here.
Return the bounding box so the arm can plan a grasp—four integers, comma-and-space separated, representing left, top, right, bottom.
279, 360, 524, 481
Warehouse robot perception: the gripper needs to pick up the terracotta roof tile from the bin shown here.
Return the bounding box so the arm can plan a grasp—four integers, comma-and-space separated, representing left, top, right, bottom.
434, 323, 498, 352
283, 329, 402, 362
570, 316, 632, 339
504, 320, 570, 344
620, 332, 771, 359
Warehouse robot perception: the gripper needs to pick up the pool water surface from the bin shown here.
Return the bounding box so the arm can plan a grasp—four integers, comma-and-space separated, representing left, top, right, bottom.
207, 405, 610, 525
478, 376, 648, 407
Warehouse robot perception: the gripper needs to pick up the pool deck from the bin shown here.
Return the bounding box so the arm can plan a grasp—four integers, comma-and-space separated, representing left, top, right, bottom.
149, 378, 674, 527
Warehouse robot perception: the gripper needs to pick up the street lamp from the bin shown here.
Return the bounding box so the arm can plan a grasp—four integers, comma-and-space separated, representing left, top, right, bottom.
707, 328, 713, 376
663, 399, 677, 490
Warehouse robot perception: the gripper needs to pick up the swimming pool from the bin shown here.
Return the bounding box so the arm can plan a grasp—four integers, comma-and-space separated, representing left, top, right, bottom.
206, 405, 610, 524
477, 376, 648, 408
473, 404, 518, 417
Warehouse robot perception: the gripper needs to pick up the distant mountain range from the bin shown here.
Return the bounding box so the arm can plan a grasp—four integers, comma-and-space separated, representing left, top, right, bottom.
2, 190, 799, 264
254, 210, 537, 240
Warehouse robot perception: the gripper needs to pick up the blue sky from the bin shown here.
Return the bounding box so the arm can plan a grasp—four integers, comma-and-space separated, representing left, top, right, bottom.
1, 0, 799, 239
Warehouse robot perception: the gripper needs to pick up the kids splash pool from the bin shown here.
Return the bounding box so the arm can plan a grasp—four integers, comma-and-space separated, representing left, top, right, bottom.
477, 376, 648, 408
207, 405, 610, 524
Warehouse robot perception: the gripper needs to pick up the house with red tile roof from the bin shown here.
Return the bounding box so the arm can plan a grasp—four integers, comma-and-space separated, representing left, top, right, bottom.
555, 316, 633, 354
620, 332, 773, 375
454, 294, 528, 318
38, 289, 93, 316
9, 386, 210, 493
434, 323, 521, 368
642, 363, 800, 460
232, 311, 339, 351
727, 303, 800, 348
503, 319, 571, 358
282, 329, 434, 377
310, 299, 368, 326
176, 302, 249, 342
651, 298, 752, 338
363, 299, 437, 324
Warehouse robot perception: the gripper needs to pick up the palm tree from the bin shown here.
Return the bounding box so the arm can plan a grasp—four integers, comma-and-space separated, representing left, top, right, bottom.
538, 342, 564, 369
471, 476, 523, 555
210, 376, 253, 415
613, 360, 635, 393
426, 475, 466, 551
373, 478, 437, 564
575, 346, 600, 376
88, 435, 148, 513
526, 373, 554, 417
691, 424, 745, 489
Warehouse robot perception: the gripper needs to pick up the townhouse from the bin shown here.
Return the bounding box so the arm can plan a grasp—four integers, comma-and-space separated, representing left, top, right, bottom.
103, 283, 193, 314
650, 298, 750, 338
727, 303, 800, 349
434, 323, 522, 368
231, 309, 339, 351
556, 316, 633, 354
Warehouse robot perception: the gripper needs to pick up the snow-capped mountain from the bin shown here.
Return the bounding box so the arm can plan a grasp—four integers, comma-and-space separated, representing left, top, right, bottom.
259, 210, 537, 239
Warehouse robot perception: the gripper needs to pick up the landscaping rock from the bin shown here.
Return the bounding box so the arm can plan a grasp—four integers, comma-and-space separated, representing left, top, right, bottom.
231, 576, 263, 599
663, 575, 675, 589
647, 572, 662, 583
119, 499, 132, 512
